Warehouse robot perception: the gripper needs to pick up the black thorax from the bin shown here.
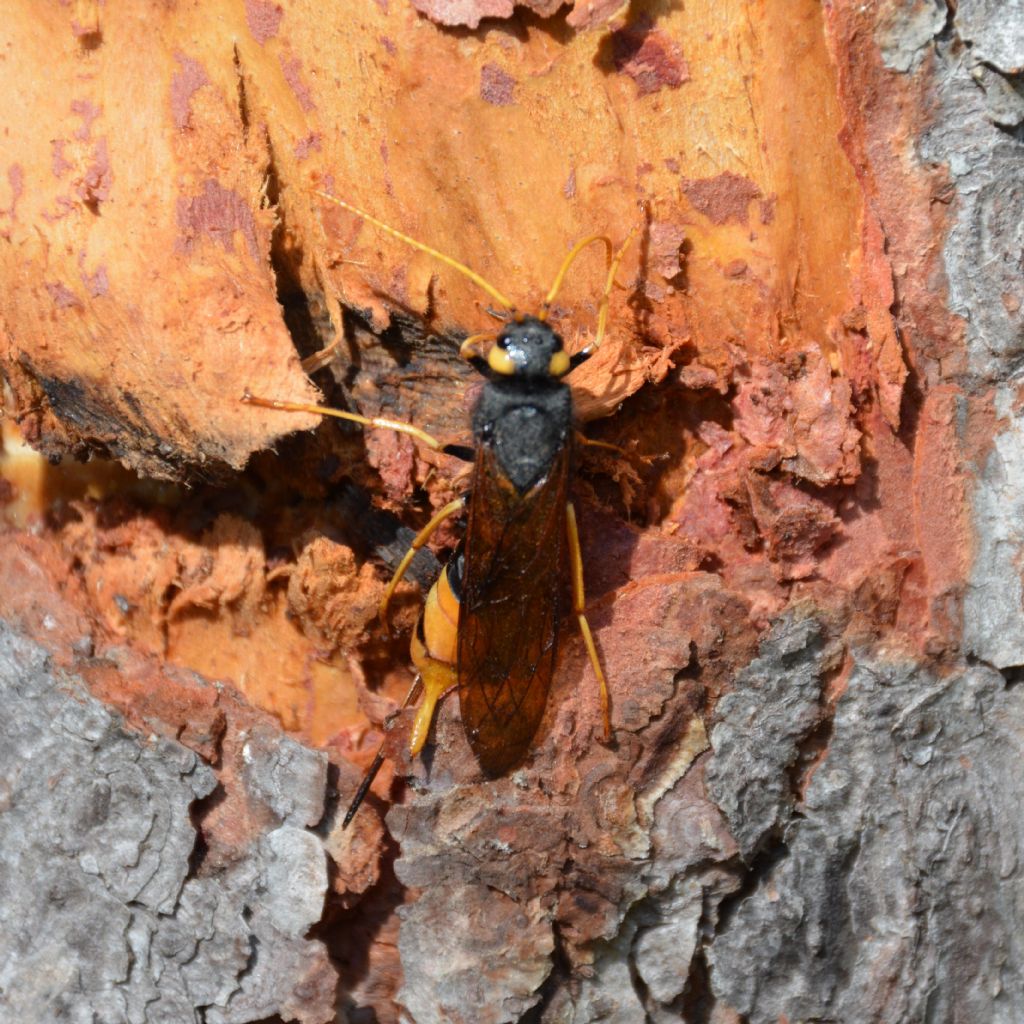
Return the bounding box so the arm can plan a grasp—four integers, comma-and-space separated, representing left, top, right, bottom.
471, 378, 573, 493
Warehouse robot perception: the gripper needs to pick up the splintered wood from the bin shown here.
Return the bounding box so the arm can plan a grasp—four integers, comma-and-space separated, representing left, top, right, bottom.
1, 1, 1000, 1022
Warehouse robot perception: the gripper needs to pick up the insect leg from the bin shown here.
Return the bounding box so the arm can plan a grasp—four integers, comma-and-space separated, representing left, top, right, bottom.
409, 622, 459, 757
341, 648, 456, 828
566, 501, 612, 741
344, 547, 461, 827
379, 496, 467, 632
241, 390, 447, 452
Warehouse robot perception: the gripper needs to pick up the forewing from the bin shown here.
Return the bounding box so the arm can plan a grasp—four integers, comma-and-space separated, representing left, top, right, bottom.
458, 445, 569, 775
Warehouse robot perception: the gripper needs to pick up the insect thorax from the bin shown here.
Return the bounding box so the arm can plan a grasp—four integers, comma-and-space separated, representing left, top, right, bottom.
472, 379, 573, 493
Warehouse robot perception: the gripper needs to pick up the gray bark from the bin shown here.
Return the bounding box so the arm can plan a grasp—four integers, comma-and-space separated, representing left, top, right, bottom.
0, 623, 334, 1024
1, 3, 1022, 1023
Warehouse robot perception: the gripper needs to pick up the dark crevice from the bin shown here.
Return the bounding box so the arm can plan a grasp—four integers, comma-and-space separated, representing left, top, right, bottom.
975, 62, 1024, 94
234, 932, 259, 985
341, 295, 470, 386
965, 652, 1024, 690
626, 926, 654, 1016
377, 310, 427, 368
714, 841, 789, 934
969, 61, 1024, 138
1001, 666, 1024, 689
238, 38, 341, 398
789, 647, 845, 799
679, 934, 714, 1024
897, 359, 926, 452
326, 480, 441, 591
312, 819, 407, 1024
233, 44, 251, 137
263, 137, 335, 369
519, 919, 573, 1023
585, 372, 733, 525
992, 119, 1024, 143
935, 0, 957, 44
186, 782, 226, 880
313, 760, 343, 842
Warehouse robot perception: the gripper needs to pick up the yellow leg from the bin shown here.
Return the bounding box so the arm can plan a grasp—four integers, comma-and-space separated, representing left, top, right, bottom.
341, 615, 458, 827
241, 390, 446, 452
408, 654, 458, 757
379, 497, 466, 631
566, 501, 612, 740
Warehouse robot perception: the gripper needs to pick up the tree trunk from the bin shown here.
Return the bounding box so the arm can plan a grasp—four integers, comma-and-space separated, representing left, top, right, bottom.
1, 1, 1021, 1022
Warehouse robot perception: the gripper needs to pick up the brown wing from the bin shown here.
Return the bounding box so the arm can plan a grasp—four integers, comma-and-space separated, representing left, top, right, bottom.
457, 443, 570, 775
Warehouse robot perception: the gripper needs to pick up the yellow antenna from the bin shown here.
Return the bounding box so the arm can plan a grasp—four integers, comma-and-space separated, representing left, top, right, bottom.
592, 225, 640, 351
537, 234, 613, 322
458, 331, 498, 360
314, 191, 516, 314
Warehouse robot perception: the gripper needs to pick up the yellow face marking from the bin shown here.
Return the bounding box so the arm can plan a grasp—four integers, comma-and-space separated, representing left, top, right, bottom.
488, 346, 517, 376
549, 350, 570, 377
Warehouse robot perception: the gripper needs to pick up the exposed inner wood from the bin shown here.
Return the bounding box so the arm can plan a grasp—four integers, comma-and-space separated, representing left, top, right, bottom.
0, 0, 988, 1021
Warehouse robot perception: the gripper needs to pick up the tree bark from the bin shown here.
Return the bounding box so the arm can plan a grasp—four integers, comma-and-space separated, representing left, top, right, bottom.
1, 1, 1022, 1022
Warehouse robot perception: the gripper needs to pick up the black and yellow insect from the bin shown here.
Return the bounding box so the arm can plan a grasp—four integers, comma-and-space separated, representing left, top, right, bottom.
244, 194, 636, 825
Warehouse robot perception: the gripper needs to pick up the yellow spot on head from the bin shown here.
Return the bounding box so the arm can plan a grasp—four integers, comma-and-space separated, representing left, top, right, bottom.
549, 350, 570, 377
488, 346, 517, 376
